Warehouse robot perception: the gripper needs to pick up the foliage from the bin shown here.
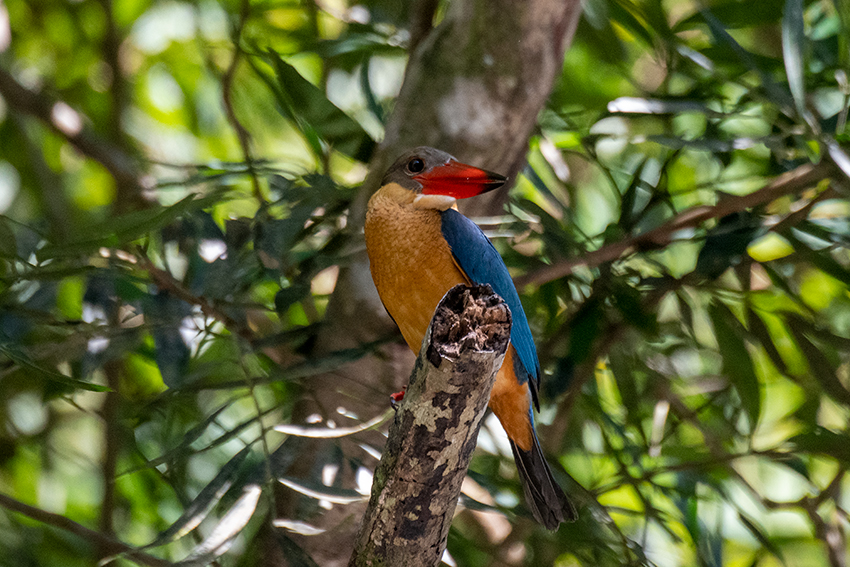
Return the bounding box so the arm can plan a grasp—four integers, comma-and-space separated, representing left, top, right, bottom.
0, 0, 849, 566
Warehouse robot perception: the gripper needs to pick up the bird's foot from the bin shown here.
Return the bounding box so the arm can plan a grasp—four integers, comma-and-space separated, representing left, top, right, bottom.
390, 387, 406, 410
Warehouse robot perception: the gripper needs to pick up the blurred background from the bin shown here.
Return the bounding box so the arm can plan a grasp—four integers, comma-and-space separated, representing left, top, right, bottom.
1, 0, 849, 565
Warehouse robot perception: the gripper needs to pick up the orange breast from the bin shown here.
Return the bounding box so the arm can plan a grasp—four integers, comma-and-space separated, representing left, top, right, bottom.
365, 184, 469, 352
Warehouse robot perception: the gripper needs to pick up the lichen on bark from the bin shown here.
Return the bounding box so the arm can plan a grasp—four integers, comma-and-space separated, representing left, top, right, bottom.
349, 284, 511, 567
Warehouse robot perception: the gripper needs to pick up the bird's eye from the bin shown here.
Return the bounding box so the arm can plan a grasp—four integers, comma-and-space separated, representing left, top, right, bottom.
406, 158, 425, 174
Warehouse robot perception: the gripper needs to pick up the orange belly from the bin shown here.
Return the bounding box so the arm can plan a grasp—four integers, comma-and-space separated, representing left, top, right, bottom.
490, 348, 533, 451
365, 185, 533, 450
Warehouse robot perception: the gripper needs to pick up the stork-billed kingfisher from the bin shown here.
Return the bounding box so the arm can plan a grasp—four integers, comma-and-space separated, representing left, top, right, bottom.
365, 147, 577, 529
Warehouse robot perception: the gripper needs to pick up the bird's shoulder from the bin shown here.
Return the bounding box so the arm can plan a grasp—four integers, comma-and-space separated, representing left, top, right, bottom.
440, 209, 542, 395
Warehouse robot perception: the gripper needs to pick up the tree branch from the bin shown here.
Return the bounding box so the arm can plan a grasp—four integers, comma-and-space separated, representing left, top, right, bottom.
408, 0, 439, 55
135, 251, 260, 347
516, 161, 838, 287
0, 492, 174, 567
0, 66, 149, 210
220, 0, 266, 206
349, 284, 511, 567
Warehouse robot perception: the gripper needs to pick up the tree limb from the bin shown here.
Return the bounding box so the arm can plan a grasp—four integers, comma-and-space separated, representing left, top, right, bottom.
0, 492, 174, 567
349, 284, 511, 567
516, 161, 838, 287
0, 66, 149, 211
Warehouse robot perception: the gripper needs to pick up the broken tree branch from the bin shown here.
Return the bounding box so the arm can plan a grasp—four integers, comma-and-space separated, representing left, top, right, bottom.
349, 284, 511, 567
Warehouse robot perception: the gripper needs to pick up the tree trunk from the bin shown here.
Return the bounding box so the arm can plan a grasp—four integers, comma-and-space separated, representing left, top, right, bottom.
274, 2, 584, 565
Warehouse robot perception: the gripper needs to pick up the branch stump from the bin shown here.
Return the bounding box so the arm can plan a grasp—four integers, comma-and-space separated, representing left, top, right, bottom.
349, 284, 511, 567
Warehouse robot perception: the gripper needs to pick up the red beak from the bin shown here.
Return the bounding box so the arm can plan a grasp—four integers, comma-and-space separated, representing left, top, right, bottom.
413, 160, 506, 199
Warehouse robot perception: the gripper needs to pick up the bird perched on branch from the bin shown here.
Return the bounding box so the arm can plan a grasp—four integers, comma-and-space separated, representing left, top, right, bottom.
364, 146, 577, 529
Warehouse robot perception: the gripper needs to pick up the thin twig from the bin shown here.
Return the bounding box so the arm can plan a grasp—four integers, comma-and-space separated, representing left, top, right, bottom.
0, 492, 174, 567
408, 0, 439, 55
517, 161, 837, 287
99, 357, 122, 547
135, 251, 259, 347
220, 0, 266, 206
0, 66, 149, 210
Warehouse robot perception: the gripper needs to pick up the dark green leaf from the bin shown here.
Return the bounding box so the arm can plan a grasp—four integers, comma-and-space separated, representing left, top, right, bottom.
610, 282, 658, 334
142, 446, 253, 549
786, 318, 850, 405
0, 345, 109, 392
746, 308, 789, 374
675, 0, 785, 31
37, 193, 222, 260
695, 212, 762, 279
608, 351, 641, 418
785, 231, 850, 283
275, 283, 310, 314
145, 291, 192, 388
709, 302, 761, 426
267, 52, 375, 162
782, 0, 807, 118
737, 512, 785, 563
359, 58, 384, 124
701, 10, 794, 111
790, 426, 850, 464
567, 295, 604, 365
273, 532, 321, 567
0, 217, 17, 258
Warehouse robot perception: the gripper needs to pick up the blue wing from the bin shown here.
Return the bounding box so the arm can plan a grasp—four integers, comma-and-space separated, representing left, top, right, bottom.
440, 209, 541, 402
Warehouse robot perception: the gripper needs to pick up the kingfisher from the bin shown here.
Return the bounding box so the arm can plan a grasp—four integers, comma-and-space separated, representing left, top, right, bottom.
364, 146, 577, 529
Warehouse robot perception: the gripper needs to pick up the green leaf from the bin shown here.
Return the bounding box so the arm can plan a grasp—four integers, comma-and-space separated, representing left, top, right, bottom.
0, 217, 17, 258
790, 426, 850, 464
708, 302, 761, 427
782, 0, 807, 118
516, 197, 575, 259
701, 10, 794, 111
0, 345, 109, 392
737, 512, 785, 563
675, 0, 785, 31
314, 24, 405, 59
266, 52, 375, 162
176, 484, 262, 567
610, 0, 656, 47
784, 231, 850, 282
617, 158, 652, 231
140, 446, 252, 550
746, 308, 789, 375
37, 193, 222, 260
775, 454, 810, 480
608, 351, 642, 419
786, 317, 850, 405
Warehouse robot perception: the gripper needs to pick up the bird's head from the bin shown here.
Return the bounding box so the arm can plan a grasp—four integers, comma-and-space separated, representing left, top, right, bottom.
381, 146, 507, 210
